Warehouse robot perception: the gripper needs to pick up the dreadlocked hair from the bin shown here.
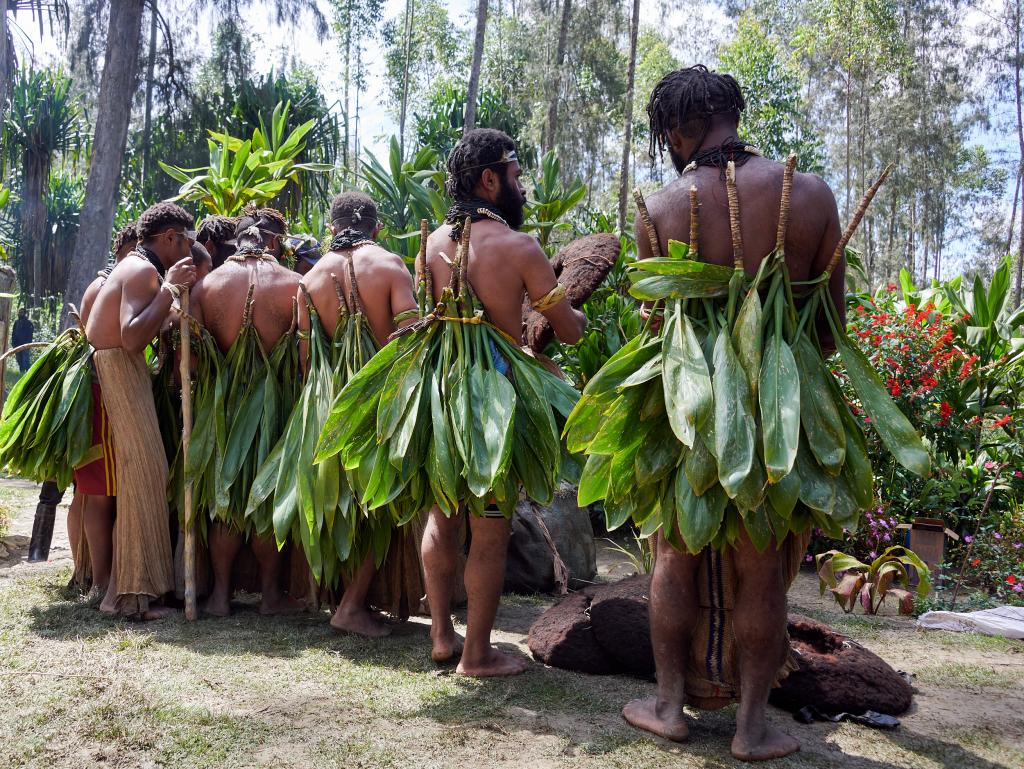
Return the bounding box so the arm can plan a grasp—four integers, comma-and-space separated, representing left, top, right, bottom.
137, 202, 193, 241
197, 215, 236, 246
647, 65, 745, 160
445, 128, 517, 200
330, 191, 378, 235
235, 203, 288, 237
111, 222, 138, 256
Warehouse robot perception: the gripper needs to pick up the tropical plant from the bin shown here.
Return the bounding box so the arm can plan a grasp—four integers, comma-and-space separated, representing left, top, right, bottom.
525, 150, 586, 253
816, 545, 931, 614
3, 66, 83, 299
160, 101, 333, 217
358, 137, 446, 261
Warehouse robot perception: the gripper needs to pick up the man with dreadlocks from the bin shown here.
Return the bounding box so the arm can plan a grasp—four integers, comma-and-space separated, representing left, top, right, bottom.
421, 128, 586, 676
85, 203, 197, 619
190, 206, 304, 617
621, 66, 842, 761
292, 191, 418, 636
197, 215, 237, 270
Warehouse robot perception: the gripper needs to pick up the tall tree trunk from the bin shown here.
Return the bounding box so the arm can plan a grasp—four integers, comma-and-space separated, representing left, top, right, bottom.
354, 41, 362, 166
398, 0, 414, 158
0, 6, 9, 128
1014, 0, 1024, 306
343, 1, 351, 173
141, 0, 158, 191
844, 69, 851, 221
543, 0, 572, 153
617, 0, 640, 234
22, 155, 47, 302
62, 0, 144, 326
464, 0, 490, 131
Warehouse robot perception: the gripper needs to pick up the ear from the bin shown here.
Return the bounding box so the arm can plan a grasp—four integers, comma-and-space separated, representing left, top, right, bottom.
371, 223, 382, 240
479, 167, 501, 195
667, 128, 687, 156
329, 223, 338, 236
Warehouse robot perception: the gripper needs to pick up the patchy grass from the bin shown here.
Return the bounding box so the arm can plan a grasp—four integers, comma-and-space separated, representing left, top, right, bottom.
1, 563, 1023, 769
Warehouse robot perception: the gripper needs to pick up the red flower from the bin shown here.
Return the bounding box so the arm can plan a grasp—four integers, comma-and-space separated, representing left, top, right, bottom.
940, 402, 952, 419
993, 415, 1012, 428
971, 559, 981, 566
887, 282, 898, 290
958, 354, 978, 380
1008, 575, 1018, 585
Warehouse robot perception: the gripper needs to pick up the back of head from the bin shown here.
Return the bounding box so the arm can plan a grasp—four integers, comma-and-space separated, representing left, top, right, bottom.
330, 191, 378, 236
647, 65, 745, 159
197, 215, 237, 268
234, 204, 287, 254
112, 222, 139, 261
445, 128, 517, 200
137, 202, 193, 243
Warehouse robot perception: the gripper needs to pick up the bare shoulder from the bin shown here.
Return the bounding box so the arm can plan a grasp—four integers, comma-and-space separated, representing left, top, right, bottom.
500, 229, 547, 263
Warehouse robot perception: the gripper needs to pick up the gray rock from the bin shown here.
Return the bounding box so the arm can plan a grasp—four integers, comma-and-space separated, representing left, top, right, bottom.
505, 483, 597, 595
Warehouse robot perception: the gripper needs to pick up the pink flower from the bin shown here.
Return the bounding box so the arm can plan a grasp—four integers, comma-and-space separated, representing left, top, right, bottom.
1014, 543, 1022, 550
994, 532, 1003, 540
985, 461, 996, 470
869, 551, 878, 559
964, 535, 974, 544
805, 554, 813, 562
883, 534, 891, 542
1014, 471, 1022, 478
1015, 584, 1023, 593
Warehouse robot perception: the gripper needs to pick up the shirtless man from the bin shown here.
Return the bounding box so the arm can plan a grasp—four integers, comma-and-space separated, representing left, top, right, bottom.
85, 203, 197, 619
66, 222, 140, 593
196, 215, 237, 269
190, 206, 303, 617
621, 66, 842, 762
423, 128, 587, 676
299, 191, 418, 636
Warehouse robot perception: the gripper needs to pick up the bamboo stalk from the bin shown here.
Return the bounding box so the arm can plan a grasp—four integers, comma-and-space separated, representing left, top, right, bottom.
459, 217, 472, 295
419, 218, 433, 304
240, 283, 255, 328
329, 273, 350, 316
632, 187, 663, 258
776, 154, 797, 252
827, 164, 893, 275
725, 161, 744, 269
346, 256, 365, 316
688, 185, 699, 260
180, 290, 197, 622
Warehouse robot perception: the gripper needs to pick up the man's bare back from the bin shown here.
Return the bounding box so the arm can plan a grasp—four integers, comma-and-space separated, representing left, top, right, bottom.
642, 156, 844, 316
302, 244, 416, 347
191, 259, 300, 353
426, 221, 584, 344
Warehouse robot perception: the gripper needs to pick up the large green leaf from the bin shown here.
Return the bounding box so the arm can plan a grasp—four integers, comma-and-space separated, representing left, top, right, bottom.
675, 473, 727, 554
759, 335, 800, 482
794, 336, 845, 473
661, 302, 713, 448
712, 328, 755, 498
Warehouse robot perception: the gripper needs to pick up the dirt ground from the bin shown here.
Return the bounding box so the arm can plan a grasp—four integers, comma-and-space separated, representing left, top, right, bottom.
1, 477, 1023, 769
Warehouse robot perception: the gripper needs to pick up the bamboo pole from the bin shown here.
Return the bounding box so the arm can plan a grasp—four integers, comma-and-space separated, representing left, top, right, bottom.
632, 187, 663, 258
827, 164, 893, 275
776, 154, 797, 252
688, 185, 699, 260
179, 290, 197, 621
725, 161, 744, 269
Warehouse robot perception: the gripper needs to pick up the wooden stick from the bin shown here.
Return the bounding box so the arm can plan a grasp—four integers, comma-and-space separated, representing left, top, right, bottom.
179, 290, 197, 622
776, 154, 797, 252
725, 161, 744, 269
0, 340, 50, 364
632, 187, 663, 258
419, 218, 433, 303
688, 185, 699, 260
827, 164, 893, 274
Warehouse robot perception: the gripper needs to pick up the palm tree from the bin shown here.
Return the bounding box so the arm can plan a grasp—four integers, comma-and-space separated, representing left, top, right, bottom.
464, 0, 489, 131
4, 67, 81, 300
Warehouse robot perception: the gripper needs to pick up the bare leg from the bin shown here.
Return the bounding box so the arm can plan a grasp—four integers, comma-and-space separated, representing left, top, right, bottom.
330, 553, 391, 637
204, 522, 242, 617
82, 495, 114, 592
623, 529, 700, 741
251, 533, 304, 615
456, 514, 527, 678
67, 492, 83, 561
730, 528, 799, 762
421, 505, 464, 662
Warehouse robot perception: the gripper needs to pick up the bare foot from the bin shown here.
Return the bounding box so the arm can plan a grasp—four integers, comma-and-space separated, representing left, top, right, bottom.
202, 594, 232, 618
456, 646, 529, 678
622, 697, 689, 742
731, 725, 799, 762
330, 606, 392, 638
139, 605, 177, 621
430, 626, 464, 664
259, 594, 305, 616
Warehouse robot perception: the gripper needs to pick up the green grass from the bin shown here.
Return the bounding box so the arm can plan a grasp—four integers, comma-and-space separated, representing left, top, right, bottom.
1, 564, 1023, 768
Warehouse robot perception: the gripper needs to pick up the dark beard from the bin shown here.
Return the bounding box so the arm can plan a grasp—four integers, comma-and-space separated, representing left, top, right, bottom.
668, 146, 687, 175
495, 175, 526, 230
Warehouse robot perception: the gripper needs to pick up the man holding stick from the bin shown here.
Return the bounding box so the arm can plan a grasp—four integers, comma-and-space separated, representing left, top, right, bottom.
422, 129, 586, 676
84, 203, 197, 619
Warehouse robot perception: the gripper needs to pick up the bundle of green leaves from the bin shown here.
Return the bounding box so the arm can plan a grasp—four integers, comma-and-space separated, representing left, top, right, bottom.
564, 160, 930, 553
0, 329, 92, 487
315, 219, 579, 522
247, 279, 384, 588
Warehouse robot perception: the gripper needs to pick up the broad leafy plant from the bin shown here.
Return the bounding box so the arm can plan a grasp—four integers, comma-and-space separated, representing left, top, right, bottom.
524, 151, 586, 253
816, 546, 932, 614
160, 101, 333, 216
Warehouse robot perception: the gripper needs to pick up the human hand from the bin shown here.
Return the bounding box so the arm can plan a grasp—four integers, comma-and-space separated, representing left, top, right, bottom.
166, 257, 197, 288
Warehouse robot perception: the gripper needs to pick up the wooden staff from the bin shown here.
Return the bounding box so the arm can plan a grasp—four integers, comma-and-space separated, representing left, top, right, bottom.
179, 290, 197, 621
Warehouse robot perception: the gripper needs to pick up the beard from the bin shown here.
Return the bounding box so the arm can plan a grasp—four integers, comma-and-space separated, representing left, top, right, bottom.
495, 175, 526, 230
668, 146, 687, 174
